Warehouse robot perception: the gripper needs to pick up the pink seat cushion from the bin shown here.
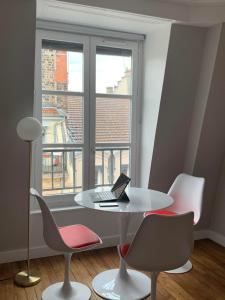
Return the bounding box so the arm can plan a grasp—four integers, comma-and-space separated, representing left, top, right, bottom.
120, 243, 130, 257
144, 210, 196, 225
144, 209, 177, 218
59, 224, 101, 249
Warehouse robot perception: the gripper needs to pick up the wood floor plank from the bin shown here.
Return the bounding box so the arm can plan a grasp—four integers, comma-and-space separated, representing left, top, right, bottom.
0, 239, 224, 300
24, 286, 38, 300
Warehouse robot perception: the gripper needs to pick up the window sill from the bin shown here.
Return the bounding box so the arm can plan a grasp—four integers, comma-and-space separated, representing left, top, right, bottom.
30, 192, 80, 211
31, 204, 84, 214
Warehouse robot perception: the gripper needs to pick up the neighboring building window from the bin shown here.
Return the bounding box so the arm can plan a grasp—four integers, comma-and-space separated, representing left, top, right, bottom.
95, 166, 103, 186
121, 164, 129, 176
36, 30, 140, 197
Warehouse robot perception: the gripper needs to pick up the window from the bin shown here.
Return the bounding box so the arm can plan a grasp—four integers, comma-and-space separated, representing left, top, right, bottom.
40, 39, 84, 196
35, 28, 141, 202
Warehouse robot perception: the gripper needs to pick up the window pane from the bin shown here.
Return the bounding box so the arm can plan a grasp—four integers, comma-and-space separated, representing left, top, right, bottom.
121, 149, 130, 176
42, 40, 83, 92
96, 97, 131, 143
42, 95, 83, 144
96, 46, 132, 95
95, 148, 130, 186
42, 149, 83, 196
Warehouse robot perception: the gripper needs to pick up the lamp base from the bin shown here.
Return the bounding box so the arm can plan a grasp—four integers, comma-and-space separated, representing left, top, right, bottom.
14, 270, 41, 287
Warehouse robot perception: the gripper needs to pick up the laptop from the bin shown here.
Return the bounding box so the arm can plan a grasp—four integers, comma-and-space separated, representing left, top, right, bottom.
93, 173, 131, 203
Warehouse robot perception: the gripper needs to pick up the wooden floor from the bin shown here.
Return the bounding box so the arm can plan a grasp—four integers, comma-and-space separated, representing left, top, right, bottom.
0, 239, 224, 299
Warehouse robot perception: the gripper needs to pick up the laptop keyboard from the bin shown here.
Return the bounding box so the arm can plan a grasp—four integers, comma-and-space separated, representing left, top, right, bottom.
98, 191, 115, 200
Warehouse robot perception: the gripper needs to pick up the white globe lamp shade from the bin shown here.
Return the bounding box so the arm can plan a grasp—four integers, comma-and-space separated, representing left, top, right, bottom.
17, 117, 42, 142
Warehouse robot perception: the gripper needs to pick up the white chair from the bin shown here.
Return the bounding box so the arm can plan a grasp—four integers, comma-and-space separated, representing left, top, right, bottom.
145, 173, 205, 273
30, 188, 102, 300
120, 212, 194, 300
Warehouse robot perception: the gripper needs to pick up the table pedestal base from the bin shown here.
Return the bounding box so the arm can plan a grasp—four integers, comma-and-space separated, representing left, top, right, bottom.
92, 268, 150, 300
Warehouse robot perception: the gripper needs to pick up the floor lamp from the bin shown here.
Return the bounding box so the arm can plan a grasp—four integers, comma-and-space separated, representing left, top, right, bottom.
14, 117, 42, 287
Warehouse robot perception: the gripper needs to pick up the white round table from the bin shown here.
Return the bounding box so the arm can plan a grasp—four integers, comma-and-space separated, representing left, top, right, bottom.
75, 187, 173, 300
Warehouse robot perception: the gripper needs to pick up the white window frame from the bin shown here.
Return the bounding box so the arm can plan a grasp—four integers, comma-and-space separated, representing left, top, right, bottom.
89, 36, 139, 188
33, 24, 142, 209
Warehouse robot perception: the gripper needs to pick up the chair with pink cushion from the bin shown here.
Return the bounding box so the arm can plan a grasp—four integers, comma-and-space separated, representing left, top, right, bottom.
120, 212, 194, 300
30, 188, 102, 300
144, 173, 205, 273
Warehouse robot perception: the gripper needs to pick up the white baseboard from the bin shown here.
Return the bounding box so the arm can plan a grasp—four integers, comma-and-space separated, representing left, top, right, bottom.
0, 233, 134, 264
207, 230, 225, 247
194, 229, 210, 240
194, 229, 225, 247
0, 230, 224, 264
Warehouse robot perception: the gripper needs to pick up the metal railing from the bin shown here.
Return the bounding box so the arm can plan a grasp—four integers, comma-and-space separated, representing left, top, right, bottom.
95, 147, 130, 187
42, 146, 130, 194
42, 147, 82, 193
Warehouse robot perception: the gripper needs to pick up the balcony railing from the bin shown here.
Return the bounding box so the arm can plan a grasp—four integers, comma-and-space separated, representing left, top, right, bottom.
42, 146, 130, 195
95, 147, 130, 187
42, 147, 82, 195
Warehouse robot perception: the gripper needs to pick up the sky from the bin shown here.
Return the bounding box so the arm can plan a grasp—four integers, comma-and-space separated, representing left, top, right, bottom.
68, 51, 131, 94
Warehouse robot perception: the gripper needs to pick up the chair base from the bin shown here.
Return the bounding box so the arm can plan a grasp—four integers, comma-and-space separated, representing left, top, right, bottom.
92, 268, 150, 300
165, 260, 193, 274
42, 282, 91, 300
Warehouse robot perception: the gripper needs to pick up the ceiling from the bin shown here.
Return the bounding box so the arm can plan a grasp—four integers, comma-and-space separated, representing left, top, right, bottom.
37, 0, 172, 36
37, 0, 225, 25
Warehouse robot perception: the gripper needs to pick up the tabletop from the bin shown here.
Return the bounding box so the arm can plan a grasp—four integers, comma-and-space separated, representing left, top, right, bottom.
75, 186, 173, 213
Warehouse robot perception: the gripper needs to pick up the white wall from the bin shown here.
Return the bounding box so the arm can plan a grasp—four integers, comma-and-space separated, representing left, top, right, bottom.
149, 24, 207, 192
184, 24, 222, 174
52, 0, 225, 24
140, 25, 171, 188
189, 4, 225, 24
0, 0, 36, 252
52, 0, 187, 21
211, 156, 225, 237
193, 23, 225, 231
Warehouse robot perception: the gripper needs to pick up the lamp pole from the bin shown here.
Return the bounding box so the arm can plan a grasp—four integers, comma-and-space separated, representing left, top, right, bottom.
27, 141, 31, 277
14, 117, 42, 287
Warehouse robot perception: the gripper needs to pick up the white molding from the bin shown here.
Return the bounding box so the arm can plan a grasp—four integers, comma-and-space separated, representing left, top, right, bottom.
37, 0, 225, 29
194, 229, 210, 240
207, 230, 225, 247
194, 229, 225, 247
159, 0, 225, 7
38, 0, 172, 25
0, 233, 134, 264
36, 20, 145, 41
40, 0, 225, 11
1, 230, 224, 264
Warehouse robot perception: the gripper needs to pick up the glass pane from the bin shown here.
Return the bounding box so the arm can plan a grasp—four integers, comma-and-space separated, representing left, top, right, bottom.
96, 46, 132, 95
96, 97, 131, 143
42, 40, 83, 92
95, 150, 103, 186
52, 151, 64, 189
95, 148, 130, 186
42, 149, 83, 196
42, 151, 53, 190
42, 94, 83, 144
121, 149, 130, 176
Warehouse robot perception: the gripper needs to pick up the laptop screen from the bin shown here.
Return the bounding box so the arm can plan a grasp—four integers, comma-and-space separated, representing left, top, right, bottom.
111, 173, 131, 198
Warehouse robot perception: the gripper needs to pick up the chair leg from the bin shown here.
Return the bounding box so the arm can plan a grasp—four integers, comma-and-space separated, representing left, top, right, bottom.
151, 272, 159, 300
41, 252, 91, 300
62, 253, 72, 295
